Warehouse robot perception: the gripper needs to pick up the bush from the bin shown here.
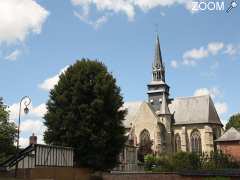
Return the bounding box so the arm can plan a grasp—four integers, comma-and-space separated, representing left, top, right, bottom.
144, 154, 174, 172
144, 154, 156, 171
172, 152, 200, 171
201, 151, 240, 170
144, 151, 240, 172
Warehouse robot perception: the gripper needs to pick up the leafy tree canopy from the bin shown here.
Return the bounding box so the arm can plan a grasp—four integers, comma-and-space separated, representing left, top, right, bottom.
226, 113, 240, 130
0, 97, 17, 163
44, 59, 126, 171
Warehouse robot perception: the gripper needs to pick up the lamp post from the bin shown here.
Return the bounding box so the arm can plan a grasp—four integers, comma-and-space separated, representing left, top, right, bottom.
15, 96, 31, 177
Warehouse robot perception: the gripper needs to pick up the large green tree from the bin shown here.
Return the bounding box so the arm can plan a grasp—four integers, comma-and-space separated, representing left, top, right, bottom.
226, 113, 240, 130
0, 97, 17, 163
44, 59, 126, 171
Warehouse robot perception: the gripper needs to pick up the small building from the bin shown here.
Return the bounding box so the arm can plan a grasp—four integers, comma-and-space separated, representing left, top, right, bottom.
0, 134, 74, 171
215, 127, 240, 161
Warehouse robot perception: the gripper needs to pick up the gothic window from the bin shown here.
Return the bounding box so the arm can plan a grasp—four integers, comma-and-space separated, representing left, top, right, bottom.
191, 130, 202, 153
174, 134, 181, 152
138, 129, 152, 162
140, 129, 151, 146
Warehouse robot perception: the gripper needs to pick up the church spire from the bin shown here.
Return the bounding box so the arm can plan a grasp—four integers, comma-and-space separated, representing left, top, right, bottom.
152, 35, 165, 82
147, 34, 170, 112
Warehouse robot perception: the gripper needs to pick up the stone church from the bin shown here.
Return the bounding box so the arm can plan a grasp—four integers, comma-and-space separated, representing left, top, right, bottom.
123, 36, 223, 160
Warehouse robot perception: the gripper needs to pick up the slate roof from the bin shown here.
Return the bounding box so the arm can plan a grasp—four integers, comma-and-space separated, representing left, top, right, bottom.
123, 95, 222, 127
169, 95, 222, 125
123, 101, 143, 127
215, 127, 240, 142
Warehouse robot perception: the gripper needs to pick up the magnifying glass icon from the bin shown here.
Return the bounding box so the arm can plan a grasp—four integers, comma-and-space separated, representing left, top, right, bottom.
226, 0, 238, 13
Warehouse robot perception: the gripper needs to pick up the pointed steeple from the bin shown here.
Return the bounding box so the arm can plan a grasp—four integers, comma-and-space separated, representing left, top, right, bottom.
154, 35, 164, 69
147, 34, 171, 112
152, 35, 165, 82
159, 92, 171, 115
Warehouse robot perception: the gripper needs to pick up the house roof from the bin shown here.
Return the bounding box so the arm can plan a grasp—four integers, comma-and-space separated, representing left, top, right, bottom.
169, 95, 222, 125
123, 95, 222, 127
216, 127, 240, 142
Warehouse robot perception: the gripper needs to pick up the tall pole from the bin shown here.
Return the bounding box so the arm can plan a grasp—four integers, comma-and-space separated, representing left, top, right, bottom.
15, 96, 31, 177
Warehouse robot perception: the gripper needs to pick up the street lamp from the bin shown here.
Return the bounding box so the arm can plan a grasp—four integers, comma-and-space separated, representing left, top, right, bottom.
15, 96, 31, 177
16, 96, 31, 150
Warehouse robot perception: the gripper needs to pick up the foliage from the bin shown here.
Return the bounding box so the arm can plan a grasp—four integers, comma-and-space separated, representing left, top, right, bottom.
225, 113, 240, 130
144, 151, 240, 172
144, 154, 173, 172
0, 97, 17, 163
201, 151, 239, 170
172, 152, 200, 171
44, 59, 127, 171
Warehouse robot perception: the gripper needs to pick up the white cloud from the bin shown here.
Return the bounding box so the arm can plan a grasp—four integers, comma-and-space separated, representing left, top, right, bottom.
224, 44, 240, 56
38, 66, 69, 91
31, 104, 47, 118
5, 49, 21, 61
9, 103, 47, 122
215, 102, 228, 115
0, 0, 49, 44
183, 47, 209, 65
181, 42, 226, 66
194, 87, 221, 99
72, 0, 135, 20
71, 0, 195, 27
170, 60, 178, 68
180, 42, 240, 66
74, 11, 109, 29
21, 119, 46, 134
208, 42, 224, 55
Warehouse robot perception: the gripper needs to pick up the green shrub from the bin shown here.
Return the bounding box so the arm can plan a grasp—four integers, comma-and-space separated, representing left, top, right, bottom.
171, 152, 200, 171
144, 154, 156, 171
201, 151, 240, 170
144, 151, 240, 172
144, 154, 173, 172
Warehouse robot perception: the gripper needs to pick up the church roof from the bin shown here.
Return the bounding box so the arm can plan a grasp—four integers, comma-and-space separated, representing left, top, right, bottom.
123, 95, 222, 127
215, 127, 240, 142
169, 95, 222, 126
122, 101, 143, 128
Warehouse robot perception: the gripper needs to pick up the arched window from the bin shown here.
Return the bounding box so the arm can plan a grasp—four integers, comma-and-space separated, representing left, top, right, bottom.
191, 130, 202, 153
174, 134, 181, 152
138, 129, 152, 162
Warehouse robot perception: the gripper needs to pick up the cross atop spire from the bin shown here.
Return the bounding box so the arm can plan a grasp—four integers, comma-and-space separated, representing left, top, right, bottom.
152, 35, 165, 82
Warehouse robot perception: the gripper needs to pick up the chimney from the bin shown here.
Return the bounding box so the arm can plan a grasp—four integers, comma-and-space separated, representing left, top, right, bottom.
29, 133, 37, 145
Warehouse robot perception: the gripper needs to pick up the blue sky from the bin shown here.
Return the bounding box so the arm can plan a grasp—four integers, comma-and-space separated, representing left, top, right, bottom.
0, 0, 239, 147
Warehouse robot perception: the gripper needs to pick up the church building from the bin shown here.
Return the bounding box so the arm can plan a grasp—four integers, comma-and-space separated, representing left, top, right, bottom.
123, 36, 223, 161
